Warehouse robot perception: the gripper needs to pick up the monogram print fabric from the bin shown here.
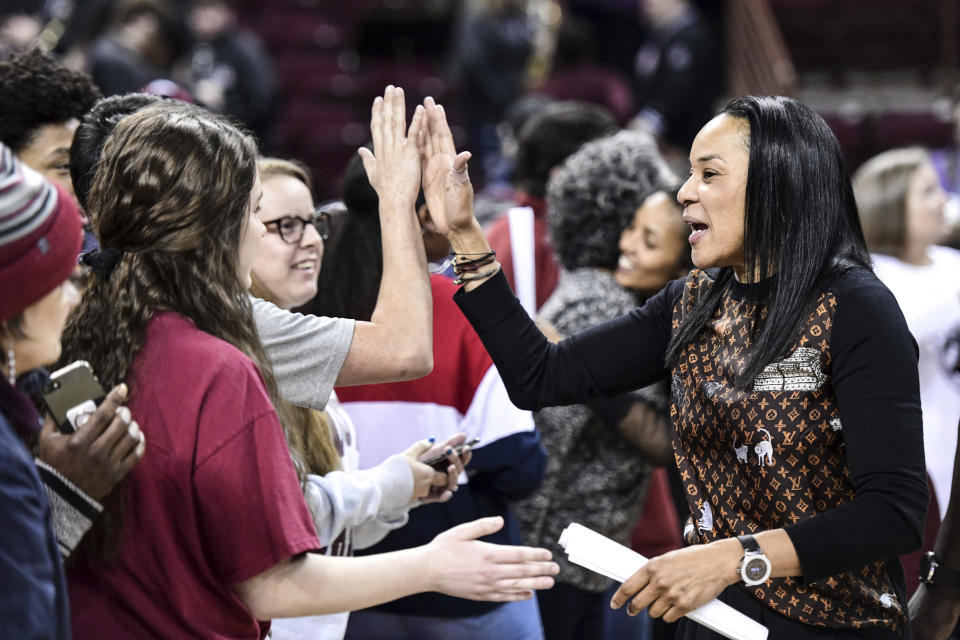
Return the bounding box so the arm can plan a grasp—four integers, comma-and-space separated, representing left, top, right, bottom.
672, 270, 904, 631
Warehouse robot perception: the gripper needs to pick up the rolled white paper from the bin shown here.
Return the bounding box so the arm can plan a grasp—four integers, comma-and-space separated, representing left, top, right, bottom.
558, 523, 768, 640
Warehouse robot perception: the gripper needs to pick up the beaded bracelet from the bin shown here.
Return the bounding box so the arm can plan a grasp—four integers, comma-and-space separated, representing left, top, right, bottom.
453, 264, 501, 286
451, 250, 496, 275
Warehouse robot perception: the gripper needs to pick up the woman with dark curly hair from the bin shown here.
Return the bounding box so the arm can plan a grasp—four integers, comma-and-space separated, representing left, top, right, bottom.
58, 92, 557, 638
420, 94, 927, 639
0, 48, 101, 202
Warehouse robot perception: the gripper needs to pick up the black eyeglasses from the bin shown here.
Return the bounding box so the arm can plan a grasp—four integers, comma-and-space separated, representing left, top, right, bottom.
263, 211, 330, 244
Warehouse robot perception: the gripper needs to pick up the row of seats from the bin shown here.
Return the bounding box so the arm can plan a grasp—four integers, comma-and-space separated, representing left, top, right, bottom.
234, 0, 956, 197
824, 109, 953, 172
770, 0, 943, 76
232, 0, 457, 198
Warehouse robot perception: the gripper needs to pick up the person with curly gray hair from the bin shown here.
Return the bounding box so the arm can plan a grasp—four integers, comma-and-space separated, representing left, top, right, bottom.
510, 130, 677, 640
546, 130, 676, 274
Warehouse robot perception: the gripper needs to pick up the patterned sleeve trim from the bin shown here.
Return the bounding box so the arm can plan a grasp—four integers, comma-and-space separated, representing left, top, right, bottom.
35, 459, 102, 558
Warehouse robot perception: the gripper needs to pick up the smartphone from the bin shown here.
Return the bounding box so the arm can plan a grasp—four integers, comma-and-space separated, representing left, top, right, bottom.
37, 360, 106, 434
423, 437, 480, 471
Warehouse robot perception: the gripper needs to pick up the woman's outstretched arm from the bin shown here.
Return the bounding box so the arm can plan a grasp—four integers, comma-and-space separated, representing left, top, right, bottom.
234, 516, 558, 620
420, 98, 675, 411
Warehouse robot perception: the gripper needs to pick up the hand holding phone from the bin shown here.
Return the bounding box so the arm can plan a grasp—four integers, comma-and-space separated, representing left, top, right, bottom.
38, 361, 106, 434
401, 435, 478, 503
423, 437, 480, 471
35, 380, 146, 501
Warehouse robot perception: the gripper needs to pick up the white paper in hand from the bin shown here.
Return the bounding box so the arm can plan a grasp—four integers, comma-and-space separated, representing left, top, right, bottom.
558, 523, 768, 640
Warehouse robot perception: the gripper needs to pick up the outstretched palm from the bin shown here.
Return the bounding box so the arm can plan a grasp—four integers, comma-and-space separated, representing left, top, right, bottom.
419, 97, 474, 236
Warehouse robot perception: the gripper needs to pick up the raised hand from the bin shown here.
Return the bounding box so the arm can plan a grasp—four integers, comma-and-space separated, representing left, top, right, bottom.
358, 86, 424, 211
426, 516, 559, 601
419, 96, 475, 236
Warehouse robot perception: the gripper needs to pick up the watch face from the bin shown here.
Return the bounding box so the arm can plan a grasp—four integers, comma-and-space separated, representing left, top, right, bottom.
745, 557, 768, 582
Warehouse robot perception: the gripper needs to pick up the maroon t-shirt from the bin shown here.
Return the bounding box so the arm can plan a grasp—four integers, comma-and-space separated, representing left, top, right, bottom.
68, 312, 319, 639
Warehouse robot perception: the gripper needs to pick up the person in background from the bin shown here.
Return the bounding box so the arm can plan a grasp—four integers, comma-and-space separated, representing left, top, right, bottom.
910, 419, 960, 639
605, 185, 693, 640
0, 10, 42, 57
87, 0, 188, 97
512, 130, 674, 640
0, 143, 132, 639
313, 146, 546, 640
852, 147, 960, 600
614, 187, 692, 301
425, 94, 927, 638
453, 0, 533, 186
929, 97, 960, 249
471, 93, 552, 228
0, 48, 100, 208
59, 91, 557, 638
249, 156, 470, 640
853, 147, 960, 528
184, 0, 276, 142
536, 16, 634, 125
0, 47, 150, 559
485, 101, 617, 310
629, 0, 721, 165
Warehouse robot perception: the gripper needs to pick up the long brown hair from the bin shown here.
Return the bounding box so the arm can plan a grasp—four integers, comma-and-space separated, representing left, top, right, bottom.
251, 156, 342, 477
59, 103, 296, 560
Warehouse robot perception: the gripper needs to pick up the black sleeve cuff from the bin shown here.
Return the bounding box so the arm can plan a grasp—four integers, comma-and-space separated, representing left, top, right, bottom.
453, 270, 521, 334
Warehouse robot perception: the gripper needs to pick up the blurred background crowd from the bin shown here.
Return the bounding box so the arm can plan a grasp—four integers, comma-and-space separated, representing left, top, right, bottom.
3, 0, 958, 225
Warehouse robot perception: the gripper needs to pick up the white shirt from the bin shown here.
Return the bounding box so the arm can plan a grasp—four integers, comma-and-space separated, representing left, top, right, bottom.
873, 246, 960, 517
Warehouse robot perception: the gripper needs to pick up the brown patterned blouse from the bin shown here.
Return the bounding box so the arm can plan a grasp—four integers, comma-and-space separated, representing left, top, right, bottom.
671, 270, 920, 632
457, 267, 927, 636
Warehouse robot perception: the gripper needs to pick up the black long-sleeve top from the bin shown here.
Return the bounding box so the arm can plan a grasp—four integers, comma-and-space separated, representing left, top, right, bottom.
455, 267, 927, 634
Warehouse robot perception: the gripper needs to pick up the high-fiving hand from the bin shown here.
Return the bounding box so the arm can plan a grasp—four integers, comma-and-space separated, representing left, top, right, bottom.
358, 86, 425, 211
418, 97, 475, 236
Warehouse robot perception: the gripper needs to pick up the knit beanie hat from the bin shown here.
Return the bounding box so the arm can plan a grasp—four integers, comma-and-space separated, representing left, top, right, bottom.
0, 144, 83, 321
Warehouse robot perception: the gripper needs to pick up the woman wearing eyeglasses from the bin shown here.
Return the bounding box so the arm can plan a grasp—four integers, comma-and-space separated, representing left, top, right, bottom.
251, 157, 473, 640
251, 159, 330, 309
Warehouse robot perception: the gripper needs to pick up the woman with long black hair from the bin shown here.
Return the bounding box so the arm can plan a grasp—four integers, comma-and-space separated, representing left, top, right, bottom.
419, 95, 928, 638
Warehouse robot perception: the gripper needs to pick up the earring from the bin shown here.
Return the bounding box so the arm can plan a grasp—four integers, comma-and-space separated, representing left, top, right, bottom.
6, 348, 14, 385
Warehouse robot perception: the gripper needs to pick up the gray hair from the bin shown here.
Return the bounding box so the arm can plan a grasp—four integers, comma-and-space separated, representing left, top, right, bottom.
546, 130, 675, 271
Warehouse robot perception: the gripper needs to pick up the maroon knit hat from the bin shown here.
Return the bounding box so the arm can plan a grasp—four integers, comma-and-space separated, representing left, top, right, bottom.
0, 144, 83, 321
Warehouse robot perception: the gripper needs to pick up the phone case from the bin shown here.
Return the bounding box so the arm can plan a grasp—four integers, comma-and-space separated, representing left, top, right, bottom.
424, 438, 480, 470
38, 360, 106, 433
